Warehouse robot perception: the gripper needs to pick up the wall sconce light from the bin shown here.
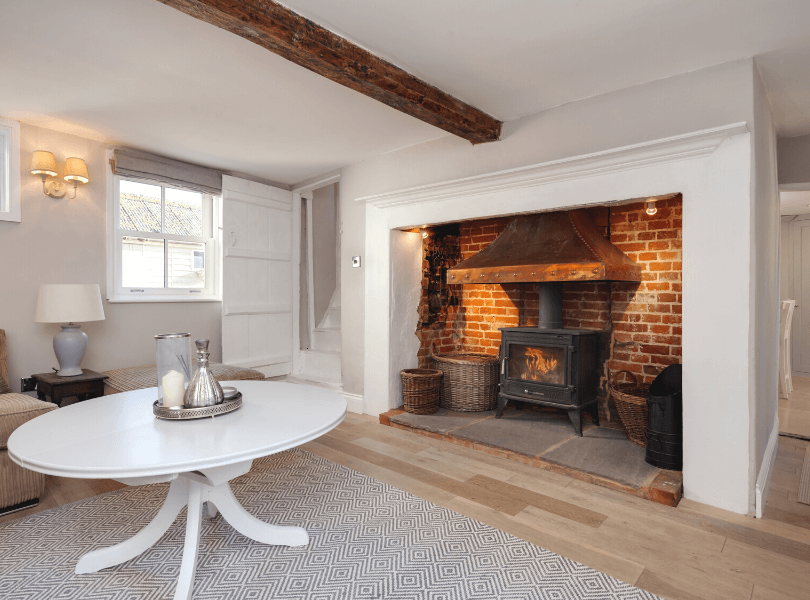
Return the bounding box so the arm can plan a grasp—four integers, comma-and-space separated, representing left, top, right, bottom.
63, 157, 89, 199
30, 151, 89, 199
645, 199, 657, 216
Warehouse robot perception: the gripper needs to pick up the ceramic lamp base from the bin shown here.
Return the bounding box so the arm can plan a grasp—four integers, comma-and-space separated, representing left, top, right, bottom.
54, 325, 88, 377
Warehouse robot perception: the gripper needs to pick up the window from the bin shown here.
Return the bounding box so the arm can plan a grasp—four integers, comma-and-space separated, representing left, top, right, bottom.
108, 173, 220, 302
0, 117, 20, 222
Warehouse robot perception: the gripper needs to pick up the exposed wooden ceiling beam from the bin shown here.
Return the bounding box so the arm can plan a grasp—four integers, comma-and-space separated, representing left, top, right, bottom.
156, 0, 503, 144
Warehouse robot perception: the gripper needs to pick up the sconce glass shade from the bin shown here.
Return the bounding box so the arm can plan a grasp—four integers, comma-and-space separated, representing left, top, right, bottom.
63, 157, 89, 184
645, 200, 658, 216
30, 150, 58, 177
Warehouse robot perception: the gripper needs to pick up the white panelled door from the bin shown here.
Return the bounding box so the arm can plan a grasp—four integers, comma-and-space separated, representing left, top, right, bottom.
222, 175, 294, 377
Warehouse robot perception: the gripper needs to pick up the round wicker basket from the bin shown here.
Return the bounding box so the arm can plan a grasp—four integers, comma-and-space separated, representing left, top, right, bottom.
401, 369, 442, 415
430, 344, 499, 412
609, 370, 650, 447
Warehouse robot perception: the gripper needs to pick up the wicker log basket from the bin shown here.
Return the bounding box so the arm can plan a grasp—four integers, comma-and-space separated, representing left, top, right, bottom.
430, 343, 499, 412
609, 370, 650, 447
400, 369, 443, 415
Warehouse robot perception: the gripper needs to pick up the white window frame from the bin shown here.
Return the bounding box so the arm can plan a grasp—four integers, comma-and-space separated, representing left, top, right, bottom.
0, 117, 21, 222
105, 150, 221, 303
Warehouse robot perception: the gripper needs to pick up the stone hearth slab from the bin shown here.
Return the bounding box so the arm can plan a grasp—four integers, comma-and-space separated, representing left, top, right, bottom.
583, 426, 631, 440
541, 434, 658, 487
448, 411, 580, 456
389, 408, 495, 434
378, 406, 683, 506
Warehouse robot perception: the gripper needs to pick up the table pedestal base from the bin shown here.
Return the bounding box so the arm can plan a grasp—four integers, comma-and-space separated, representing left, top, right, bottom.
75, 465, 308, 600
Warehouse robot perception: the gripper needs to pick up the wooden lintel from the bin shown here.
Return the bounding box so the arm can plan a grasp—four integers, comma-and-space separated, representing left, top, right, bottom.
156, 0, 503, 144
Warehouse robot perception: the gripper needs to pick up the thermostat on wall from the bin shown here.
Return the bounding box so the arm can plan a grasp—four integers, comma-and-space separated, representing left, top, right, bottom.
352, 256, 361, 268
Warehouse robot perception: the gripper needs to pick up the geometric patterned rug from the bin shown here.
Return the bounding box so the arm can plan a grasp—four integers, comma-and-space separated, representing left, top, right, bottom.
0, 449, 661, 599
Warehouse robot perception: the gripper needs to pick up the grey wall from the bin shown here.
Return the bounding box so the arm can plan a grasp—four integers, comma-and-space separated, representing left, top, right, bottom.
339, 59, 758, 398
0, 123, 222, 391
312, 183, 337, 327
778, 133, 810, 185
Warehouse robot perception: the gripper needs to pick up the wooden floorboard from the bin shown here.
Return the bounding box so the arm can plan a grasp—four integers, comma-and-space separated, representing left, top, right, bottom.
468, 474, 607, 528
2, 416, 809, 600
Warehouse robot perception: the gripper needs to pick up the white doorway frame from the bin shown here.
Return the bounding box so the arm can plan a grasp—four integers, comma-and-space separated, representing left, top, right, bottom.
784, 186, 810, 377
291, 172, 341, 376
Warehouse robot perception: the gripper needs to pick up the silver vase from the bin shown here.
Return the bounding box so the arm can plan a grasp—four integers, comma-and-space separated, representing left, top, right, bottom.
183, 339, 224, 408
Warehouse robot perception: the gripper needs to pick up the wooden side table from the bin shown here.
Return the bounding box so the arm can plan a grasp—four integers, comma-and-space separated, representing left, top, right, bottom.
32, 370, 109, 407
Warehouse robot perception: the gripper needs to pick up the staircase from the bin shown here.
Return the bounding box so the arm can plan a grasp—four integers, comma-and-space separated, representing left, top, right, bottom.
288, 288, 342, 390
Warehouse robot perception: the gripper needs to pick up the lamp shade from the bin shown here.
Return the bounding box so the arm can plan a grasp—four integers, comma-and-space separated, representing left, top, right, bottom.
30, 150, 58, 177
63, 157, 89, 184
35, 284, 105, 324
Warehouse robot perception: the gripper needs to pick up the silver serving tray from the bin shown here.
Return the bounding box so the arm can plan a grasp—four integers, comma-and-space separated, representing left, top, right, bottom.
153, 393, 242, 420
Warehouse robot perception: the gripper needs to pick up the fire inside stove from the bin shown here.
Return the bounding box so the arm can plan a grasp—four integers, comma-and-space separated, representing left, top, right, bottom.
509, 344, 566, 385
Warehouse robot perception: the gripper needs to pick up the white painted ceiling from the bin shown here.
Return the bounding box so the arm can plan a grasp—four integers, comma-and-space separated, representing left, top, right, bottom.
0, 0, 444, 185
781, 191, 810, 216
3, 0, 810, 185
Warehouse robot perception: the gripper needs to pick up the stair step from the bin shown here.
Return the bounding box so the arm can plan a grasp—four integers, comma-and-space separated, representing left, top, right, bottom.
286, 374, 342, 391
299, 349, 342, 381
321, 309, 340, 329
311, 328, 341, 353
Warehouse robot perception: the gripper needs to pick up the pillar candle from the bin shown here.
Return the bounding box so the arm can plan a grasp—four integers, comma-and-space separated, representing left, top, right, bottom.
162, 369, 186, 407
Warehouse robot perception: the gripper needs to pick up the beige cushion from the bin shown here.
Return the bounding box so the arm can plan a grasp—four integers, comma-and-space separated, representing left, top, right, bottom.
0, 330, 11, 394
0, 449, 46, 508
0, 393, 58, 449
102, 362, 265, 395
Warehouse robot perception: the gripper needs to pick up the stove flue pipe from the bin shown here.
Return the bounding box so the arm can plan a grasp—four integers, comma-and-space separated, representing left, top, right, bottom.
537, 282, 563, 329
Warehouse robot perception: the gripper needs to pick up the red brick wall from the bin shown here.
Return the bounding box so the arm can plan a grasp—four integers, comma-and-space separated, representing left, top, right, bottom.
415, 198, 682, 386
609, 197, 682, 383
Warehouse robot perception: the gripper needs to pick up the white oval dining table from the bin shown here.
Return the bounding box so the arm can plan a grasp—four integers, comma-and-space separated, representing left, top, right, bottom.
7, 380, 347, 600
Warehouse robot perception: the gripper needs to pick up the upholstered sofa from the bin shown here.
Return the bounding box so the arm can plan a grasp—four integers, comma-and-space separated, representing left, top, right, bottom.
0, 330, 58, 516
101, 362, 265, 395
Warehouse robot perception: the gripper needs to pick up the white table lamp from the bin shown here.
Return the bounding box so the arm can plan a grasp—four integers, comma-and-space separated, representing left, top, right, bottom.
35, 284, 105, 377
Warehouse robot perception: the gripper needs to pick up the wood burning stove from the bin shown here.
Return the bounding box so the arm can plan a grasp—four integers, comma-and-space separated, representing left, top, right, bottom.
498, 325, 599, 435
445, 210, 644, 435
497, 280, 599, 435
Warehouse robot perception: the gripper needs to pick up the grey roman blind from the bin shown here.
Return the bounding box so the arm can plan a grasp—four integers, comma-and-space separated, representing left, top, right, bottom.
112, 149, 223, 195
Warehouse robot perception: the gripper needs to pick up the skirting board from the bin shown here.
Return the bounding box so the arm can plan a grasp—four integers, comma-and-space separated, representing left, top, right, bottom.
755, 417, 779, 518
342, 392, 365, 415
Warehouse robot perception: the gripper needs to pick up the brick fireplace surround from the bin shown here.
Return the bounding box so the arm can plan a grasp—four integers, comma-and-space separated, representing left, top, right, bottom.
416, 197, 683, 416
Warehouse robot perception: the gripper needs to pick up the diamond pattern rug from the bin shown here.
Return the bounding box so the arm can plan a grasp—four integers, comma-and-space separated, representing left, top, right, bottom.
0, 449, 660, 599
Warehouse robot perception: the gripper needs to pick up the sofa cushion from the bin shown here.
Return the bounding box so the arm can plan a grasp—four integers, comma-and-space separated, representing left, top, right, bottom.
102, 362, 265, 395
0, 394, 58, 449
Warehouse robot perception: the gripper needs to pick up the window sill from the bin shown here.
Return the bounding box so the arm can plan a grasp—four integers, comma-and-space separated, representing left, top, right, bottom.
107, 295, 222, 304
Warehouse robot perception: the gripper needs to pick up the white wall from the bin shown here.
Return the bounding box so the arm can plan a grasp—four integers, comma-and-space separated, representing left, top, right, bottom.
339, 59, 756, 398
749, 64, 781, 514
778, 133, 810, 185
0, 123, 222, 391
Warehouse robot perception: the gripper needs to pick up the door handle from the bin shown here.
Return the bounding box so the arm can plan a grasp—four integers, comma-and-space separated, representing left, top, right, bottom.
229, 231, 236, 247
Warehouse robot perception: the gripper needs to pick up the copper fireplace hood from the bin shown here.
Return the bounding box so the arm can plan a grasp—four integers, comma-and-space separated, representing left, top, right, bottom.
447, 209, 642, 285
446, 209, 642, 329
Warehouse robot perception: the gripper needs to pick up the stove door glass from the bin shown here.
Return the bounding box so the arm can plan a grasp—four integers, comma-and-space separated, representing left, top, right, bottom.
508, 344, 566, 385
